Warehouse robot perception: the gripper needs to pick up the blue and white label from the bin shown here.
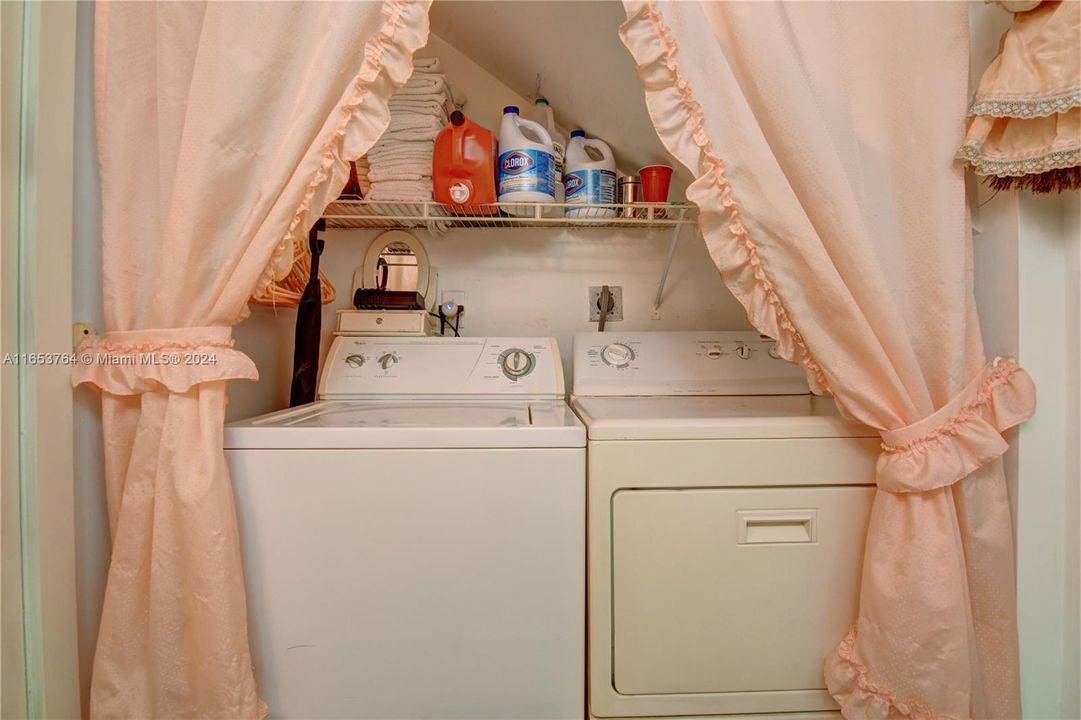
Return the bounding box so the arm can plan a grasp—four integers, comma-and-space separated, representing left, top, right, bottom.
565, 169, 616, 205
498, 149, 554, 196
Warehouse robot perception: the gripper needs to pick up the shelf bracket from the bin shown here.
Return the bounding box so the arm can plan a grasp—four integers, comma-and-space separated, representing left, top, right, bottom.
652, 221, 684, 312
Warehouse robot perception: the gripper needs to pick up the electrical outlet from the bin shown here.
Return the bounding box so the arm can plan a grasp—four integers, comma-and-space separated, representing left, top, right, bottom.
441, 290, 465, 309
441, 290, 466, 333
589, 286, 623, 322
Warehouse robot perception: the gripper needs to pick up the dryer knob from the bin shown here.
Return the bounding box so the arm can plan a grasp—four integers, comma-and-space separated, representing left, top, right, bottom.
735, 344, 752, 360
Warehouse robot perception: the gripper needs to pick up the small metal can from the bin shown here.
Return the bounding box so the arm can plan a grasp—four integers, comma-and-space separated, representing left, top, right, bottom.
617, 175, 642, 218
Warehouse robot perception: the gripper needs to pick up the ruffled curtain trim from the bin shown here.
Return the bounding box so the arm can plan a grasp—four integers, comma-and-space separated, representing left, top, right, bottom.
957, 105, 1080, 183
968, 87, 1080, 118
618, 0, 832, 396
956, 143, 1080, 177
875, 358, 1036, 493
72, 326, 258, 395
253, 0, 431, 301
825, 627, 961, 720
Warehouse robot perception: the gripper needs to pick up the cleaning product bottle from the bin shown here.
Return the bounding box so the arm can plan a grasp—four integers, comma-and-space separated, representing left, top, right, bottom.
564, 130, 617, 218
529, 98, 566, 204
433, 110, 499, 215
497, 106, 556, 216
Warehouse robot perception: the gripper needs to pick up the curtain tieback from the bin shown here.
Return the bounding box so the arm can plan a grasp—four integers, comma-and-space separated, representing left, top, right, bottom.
875, 358, 1036, 493
71, 325, 259, 396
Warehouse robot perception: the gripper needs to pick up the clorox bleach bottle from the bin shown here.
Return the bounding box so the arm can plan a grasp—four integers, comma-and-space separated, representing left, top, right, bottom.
529, 98, 567, 203
564, 130, 617, 218
498, 106, 556, 216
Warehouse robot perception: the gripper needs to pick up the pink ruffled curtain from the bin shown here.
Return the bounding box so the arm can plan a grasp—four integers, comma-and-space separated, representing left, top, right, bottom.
73, 2, 430, 716
621, 2, 1036, 717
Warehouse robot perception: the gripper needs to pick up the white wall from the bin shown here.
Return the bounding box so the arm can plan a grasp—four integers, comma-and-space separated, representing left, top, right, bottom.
1063, 194, 1080, 720
1015, 190, 1081, 719
71, 3, 109, 715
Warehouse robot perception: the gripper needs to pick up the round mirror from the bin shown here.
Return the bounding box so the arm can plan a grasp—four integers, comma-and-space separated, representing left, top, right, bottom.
360, 230, 431, 300
374, 241, 419, 292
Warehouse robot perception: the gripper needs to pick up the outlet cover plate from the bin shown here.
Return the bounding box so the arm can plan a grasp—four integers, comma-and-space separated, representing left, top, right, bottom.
589, 286, 624, 322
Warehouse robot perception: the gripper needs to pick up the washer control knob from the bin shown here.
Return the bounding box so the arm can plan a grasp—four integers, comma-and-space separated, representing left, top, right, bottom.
378, 353, 399, 370
768, 343, 782, 359
735, 344, 752, 360
601, 343, 635, 368
345, 353, 366, 368
499, 348, 535, 379
706, 346, 723, 360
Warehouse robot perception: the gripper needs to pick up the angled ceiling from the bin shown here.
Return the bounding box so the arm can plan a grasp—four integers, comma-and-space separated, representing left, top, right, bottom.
428, 0, 689, 194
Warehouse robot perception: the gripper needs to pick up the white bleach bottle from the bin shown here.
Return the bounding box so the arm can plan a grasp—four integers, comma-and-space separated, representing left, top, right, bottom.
498, 105, 556, 216
529, 98, 566, 203
564, 130, 616, 218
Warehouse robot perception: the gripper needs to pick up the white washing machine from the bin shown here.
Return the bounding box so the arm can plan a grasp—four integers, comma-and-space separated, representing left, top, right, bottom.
571, 331, 878, 719
225, 336, 585, 720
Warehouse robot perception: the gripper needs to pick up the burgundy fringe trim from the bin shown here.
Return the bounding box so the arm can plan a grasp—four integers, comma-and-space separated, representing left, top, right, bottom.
986, 166, 1081, 193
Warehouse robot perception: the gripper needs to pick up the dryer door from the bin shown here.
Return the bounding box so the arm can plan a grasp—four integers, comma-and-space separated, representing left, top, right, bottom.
611, 485, 873, 708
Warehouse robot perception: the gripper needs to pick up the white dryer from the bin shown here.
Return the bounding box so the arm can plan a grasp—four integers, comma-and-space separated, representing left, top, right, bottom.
225, 336, 585, 720
571, 331, 878, 719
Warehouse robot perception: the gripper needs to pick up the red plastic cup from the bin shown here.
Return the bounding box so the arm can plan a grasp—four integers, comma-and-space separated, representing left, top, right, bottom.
639, 165, 673, 203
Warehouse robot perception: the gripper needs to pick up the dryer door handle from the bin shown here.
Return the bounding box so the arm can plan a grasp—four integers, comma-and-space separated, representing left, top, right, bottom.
736, 509, 817, 545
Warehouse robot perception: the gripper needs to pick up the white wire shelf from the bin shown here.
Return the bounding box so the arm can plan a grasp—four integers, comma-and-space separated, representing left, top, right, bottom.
322, 199, 697, 231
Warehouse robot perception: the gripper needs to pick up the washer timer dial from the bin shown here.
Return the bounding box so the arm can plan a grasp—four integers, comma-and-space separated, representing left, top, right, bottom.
601, 343, 635, 368
377, 352, 399, 370
499, 348, 535, 380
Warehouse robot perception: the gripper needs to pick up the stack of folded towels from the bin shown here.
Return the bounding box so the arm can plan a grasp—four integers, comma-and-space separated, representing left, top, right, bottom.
365, 57, 451, 202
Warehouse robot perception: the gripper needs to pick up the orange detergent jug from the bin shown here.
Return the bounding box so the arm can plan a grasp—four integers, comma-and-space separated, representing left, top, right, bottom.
433, 110, 499, 215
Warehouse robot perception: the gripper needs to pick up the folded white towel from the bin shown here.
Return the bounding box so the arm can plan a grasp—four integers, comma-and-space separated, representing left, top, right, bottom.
405, 69, 446, 82
396, 75, 448, 96
380, 126, 440, 142
367, 166, 425, 180
411, 57, 443, 73
390, 95, 447, 108
367, 179, 433, 202
389, 100, 449, 121
387, 113, 443, 131
368, 141, 435, 162
370, 153, 432, 170
390, 96, 449, 111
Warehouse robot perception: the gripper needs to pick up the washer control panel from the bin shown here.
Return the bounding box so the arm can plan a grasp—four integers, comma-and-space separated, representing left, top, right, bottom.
319, 336, 563, 398
573, 331, 809, 396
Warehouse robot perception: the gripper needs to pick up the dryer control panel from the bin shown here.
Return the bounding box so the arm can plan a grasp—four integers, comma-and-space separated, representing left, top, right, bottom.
319, 336, 565, 398
572, 331, 809, 396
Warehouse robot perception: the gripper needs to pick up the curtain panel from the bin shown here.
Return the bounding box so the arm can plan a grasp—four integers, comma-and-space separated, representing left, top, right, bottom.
72, 2, 430, 716
620, 2, 1036, 717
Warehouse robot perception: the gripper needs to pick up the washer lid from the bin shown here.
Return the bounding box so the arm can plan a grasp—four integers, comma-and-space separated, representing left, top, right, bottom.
225, 400, 585, 449
570, 395, 876, 440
